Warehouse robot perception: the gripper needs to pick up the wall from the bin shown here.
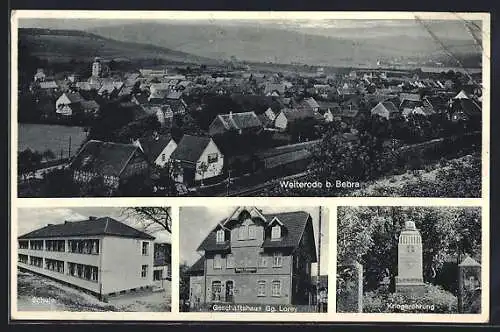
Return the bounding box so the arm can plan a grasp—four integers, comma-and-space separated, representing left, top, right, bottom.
100, 237, 154, 294
155, 140, 178, 168
189, 275, 205, 309
195, 140, 224, 181
17, 236, 104, 294
208, 117, 226, 136
18, 261, 101, 293
274, 112, 288, 130
205, 274, 291, 305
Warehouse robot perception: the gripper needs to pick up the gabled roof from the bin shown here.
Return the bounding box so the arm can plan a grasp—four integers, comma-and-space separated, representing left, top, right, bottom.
371, 101, 399, 115
216, 112, 262, 131
399, 93, 421, 102
18, 216, 154, 240
197, 209, 315, 261
453, 90, 471, 100
281, 108, 315, 121
39, 81, 58, 89
69, 140, 144, 177
167, 91, 183, 100
61, 92, 84, 104
135, 134, 174, 162
264, 82, 286, 95
186, 256, 206, 275
170, 135, 213, 163
301, 97, 320, 110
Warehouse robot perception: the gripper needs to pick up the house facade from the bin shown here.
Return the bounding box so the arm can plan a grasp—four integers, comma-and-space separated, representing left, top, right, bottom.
69, 140, 150, 189
209, 111, 263, 136
153, 242, 172, 290
17, 216, 155, 298
170, 135, 224, 185
133, 135, 178, 168
188, 207, 317, 307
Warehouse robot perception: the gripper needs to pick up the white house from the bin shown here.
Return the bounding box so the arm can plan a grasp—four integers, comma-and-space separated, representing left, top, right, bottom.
169, 135, 224, 185
33, 68, 46, 82
274, 108, 315, 130
17, 216, 155, 298
370, 101, 400, 120
133, 134, 178, 168
55, 92, 84, 116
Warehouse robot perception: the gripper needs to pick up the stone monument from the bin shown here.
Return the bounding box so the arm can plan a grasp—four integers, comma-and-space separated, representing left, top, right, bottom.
396, 220, 425, 293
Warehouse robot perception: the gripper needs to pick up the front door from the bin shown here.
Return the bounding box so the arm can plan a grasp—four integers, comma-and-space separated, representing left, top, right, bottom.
225, 281, 234, 303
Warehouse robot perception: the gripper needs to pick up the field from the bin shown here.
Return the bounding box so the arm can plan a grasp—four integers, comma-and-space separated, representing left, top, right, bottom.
18, 123, 88, 158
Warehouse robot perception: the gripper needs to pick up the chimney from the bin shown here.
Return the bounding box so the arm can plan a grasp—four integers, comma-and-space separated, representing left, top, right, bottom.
64, 220, 70, 224
47, 224, 54, 227
89, 216, 97, 221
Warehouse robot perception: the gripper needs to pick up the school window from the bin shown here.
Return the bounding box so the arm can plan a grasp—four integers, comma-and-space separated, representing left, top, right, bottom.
226, 254, 235, 268
18, 240, 29, 249
211, 281, 222, 302
141, 265, 148, 278
273, 252, 283, 268
142, 242, 149, 256
68, 262, 98, 282
259, 255, 268, 268
153, 270, 163, 281
207, 153, 218, 164
18, 254, 28, 264
248, 225, 256, 239
257, 281, 266, 297
271, 225, 281, 240
272, 280, 281, 297
216, 229, 225, 243
213, 254, 222, 269
68, 239, 99, 254
238, 225, 248, 240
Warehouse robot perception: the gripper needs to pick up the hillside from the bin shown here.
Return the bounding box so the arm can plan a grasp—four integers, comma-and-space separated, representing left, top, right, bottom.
89, 22, 482, 67
18, 28, 216, 65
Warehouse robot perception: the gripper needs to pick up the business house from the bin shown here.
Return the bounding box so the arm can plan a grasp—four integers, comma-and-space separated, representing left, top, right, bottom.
187, 207, 317, 307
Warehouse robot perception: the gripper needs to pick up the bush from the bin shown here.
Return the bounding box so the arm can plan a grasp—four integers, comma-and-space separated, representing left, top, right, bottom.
363, 283, 458, 313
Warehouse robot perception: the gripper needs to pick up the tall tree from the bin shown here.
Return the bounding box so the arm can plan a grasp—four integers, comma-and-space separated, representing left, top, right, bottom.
121, 207, 172, 233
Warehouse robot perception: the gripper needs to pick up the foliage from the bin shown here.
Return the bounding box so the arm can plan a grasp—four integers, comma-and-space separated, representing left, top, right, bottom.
116, 173, 155, 197
397, 153, 481, 198
115, 115, 162, 143
18, 149, 43, 180
121, 207, 172, 233
337, 206, 481, 293
363, 284, 458, 313
311, 128, 399, 186
179, 262, 191, 302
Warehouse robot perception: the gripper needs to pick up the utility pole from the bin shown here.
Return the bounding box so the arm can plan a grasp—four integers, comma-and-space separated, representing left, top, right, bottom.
226, 169, 232, 196
68, 136, 72, 159
316, 206, 322, 312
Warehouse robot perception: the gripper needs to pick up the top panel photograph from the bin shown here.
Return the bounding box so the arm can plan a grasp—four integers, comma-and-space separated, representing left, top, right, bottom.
13, 11, 487, 198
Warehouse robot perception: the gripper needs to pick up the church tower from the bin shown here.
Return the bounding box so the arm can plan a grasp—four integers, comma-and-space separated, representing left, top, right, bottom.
92, 57, 102, 77
396, 220, 425, 293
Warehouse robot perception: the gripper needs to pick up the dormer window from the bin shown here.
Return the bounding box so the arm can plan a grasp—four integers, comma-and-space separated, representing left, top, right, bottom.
271, 225, 281, 240
238, 225, 248, 240
216, 229, 225, 243
248, 225, 256, 239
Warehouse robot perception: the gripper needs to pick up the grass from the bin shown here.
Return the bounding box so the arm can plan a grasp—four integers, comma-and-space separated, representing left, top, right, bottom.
17, 271, 171, 312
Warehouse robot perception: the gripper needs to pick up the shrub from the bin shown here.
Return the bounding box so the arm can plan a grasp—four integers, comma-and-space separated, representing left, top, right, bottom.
363, 283, 458, 313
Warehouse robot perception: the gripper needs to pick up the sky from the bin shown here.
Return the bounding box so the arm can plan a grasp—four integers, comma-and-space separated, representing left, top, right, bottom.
18, 18, 482, 41
179, 206, 329, 276
16, 207, 171, 243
